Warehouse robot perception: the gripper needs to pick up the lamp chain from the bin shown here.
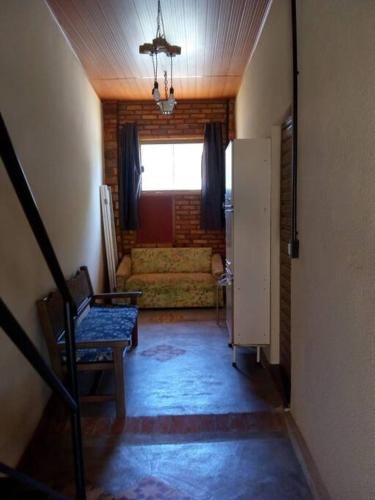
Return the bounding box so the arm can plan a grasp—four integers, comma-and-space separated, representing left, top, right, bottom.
164, 71, 168, 100
152, 51, 158, 81
170, 55, 173, 89
156, 0, 166, 39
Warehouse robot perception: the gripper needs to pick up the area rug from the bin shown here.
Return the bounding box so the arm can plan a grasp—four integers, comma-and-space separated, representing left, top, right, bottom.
117, 476, 193, 500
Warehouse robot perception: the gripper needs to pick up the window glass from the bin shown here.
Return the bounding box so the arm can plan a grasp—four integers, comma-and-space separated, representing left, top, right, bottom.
141, 143, 202, 191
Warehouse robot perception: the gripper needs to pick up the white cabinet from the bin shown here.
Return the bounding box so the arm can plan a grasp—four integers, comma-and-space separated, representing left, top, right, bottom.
225, 139, 271, 364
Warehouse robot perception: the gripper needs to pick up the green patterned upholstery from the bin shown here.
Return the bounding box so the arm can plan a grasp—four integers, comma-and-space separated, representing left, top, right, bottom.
117, 247, 223, 309
131, 247, 212, 274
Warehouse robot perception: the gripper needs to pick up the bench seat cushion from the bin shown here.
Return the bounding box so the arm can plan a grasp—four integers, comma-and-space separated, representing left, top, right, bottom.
60, 305, 138, 364
76, 306, 137, 342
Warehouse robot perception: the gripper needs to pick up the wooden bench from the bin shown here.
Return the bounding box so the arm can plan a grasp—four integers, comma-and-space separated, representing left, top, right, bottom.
37, 266, 141, 418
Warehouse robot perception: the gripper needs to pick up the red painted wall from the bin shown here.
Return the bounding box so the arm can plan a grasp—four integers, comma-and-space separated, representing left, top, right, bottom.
137, 195, 173, 244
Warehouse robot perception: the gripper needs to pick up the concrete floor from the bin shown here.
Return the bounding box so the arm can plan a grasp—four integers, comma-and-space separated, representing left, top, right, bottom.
25, 433, 311, 499
81, 310, 282, 418
101, 435, 312, 499
20, 309, 312, 499
127, 318, 281, 417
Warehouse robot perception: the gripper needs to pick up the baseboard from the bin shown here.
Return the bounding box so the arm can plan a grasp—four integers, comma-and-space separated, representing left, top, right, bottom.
260, 350, 330, 499
284, 413, 331, 500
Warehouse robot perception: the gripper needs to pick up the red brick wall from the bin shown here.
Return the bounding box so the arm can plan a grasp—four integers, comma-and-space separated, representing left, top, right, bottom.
280, 119, 292, 382
174, 193, 225, 255
102, 99, 235, 259
116, 193, 225, 256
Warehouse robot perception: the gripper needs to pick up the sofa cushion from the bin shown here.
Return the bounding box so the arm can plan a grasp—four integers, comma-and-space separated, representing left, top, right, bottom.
131, 248, 212, 274
125, 273, 218, 309
126, 272, 215, 290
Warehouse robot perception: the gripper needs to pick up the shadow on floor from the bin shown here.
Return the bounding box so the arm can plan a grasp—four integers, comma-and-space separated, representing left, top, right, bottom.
18, 308, 312, 500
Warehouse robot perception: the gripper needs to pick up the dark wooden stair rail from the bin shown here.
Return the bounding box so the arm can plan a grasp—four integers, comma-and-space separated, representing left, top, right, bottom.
0, 461, 69, 500
0, 113, 86, 499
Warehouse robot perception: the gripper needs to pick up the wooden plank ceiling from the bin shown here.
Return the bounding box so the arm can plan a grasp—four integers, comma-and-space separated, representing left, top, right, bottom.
47, 0, 271, 100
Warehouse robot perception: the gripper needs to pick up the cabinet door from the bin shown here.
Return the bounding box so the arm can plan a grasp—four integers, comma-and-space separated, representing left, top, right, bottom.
225, 208, 234, 272
225, 208, 234, 344
233, 139, 271, 346
226, 281, 233, 344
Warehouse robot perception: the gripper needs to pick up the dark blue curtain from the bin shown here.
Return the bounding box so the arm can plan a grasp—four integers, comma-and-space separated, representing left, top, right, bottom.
200, 122, 225, 230
119, 123, 142, 230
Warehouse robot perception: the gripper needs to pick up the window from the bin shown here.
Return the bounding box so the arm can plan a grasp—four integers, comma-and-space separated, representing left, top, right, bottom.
140, 142, 203, 191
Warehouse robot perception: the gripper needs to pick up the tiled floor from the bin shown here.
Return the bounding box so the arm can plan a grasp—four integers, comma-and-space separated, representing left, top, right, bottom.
20, 309, 312, 499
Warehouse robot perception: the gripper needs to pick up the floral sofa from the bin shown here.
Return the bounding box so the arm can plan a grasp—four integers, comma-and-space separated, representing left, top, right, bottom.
116, 247, 224, 309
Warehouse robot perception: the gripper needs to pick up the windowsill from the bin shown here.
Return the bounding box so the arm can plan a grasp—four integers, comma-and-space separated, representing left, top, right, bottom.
141, 190, 201, 196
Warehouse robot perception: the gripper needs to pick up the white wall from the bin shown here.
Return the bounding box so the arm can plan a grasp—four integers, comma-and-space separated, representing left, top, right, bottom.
0, 0, 104, 466
292, 1, 375, 498
236, 0, 292, 139
236, 0, 375, 498
236, 0, 292, 363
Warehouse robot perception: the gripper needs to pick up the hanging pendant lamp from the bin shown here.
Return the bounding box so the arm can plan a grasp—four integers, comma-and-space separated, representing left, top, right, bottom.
139, 0, 181, 115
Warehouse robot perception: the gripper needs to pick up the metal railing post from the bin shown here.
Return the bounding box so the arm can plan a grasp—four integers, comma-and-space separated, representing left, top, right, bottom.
0, 299, 77, 411
64, 301, 86, 499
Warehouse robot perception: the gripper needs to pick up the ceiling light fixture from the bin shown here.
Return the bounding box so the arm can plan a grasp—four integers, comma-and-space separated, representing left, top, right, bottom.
139, 0, 181, 115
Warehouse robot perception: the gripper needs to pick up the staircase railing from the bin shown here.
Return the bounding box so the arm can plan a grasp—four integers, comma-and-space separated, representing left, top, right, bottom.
0, 113, 86, 499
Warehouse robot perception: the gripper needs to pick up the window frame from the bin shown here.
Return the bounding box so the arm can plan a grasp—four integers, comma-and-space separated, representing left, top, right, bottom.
140, 139, 203, 194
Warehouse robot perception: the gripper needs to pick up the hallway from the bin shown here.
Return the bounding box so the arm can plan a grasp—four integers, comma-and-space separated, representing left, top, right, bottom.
20, 312, 312, 499
2, 1, 374, 498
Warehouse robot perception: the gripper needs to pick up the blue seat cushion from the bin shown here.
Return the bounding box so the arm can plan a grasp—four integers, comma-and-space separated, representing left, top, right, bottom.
60, 305, 138, 364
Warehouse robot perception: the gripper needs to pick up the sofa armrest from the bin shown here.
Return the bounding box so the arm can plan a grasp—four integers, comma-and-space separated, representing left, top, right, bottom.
116, 255, 132, 289
211, 253, 224, 278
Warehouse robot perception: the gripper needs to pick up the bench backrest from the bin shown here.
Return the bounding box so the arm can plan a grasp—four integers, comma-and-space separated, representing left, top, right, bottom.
67, 266, 93, 314
37, 288, 65, 377
37, 266, 93, 376
131, 247, 212, 274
